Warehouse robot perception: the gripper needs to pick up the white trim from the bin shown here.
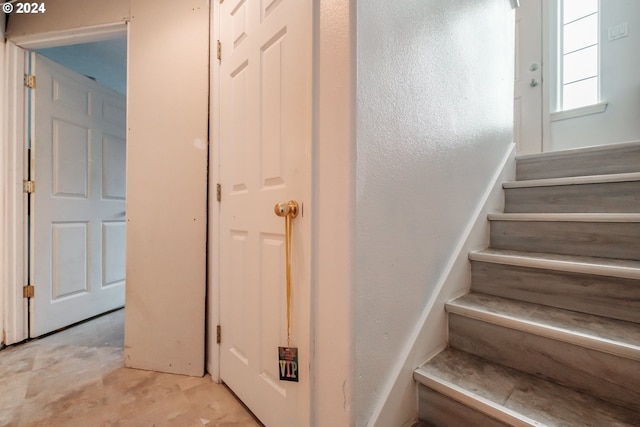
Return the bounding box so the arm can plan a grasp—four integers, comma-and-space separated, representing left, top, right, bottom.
550, 101, 608, 122
368, 143, 517, 427
206, 0, 221, 383
1, 42, 28, 345
8, 22, 127, 49
541, 0, 552, 152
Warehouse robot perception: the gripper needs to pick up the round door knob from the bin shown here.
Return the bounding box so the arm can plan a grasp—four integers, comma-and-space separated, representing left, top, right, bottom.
530, 78, 539, 87
274, 200, 299, 218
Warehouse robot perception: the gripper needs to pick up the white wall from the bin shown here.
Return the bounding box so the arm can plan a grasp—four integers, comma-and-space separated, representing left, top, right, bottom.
550, 0, 640, 150
312, 1, 356, 426
6, 0, 129, 39
355, 1, 515, 425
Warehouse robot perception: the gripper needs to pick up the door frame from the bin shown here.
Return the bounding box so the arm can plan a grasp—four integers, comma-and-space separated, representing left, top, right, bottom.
207, 0, 221, 381
1, 22, 128, 345
541, 0, 552, 152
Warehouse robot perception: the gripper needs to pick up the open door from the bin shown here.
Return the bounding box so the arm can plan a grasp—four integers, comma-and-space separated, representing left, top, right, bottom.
216, 0, 312, 425
30, 53, 126, 337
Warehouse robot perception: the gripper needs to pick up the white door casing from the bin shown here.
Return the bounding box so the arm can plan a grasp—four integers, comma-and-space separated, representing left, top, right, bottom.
217, 0, 312, 426
514, 0, 543, 154
31, 53, 126, 337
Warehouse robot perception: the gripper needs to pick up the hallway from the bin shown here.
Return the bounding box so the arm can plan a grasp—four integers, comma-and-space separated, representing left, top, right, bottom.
0, 310, 262, 427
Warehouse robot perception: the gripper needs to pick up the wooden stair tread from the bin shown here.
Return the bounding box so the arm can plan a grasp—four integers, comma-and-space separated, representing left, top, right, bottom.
415, 348, 640, 427
503, 171, 640, 189
469, 249, 640, 280
488, 212, 640, 222
446, 293, 640, 361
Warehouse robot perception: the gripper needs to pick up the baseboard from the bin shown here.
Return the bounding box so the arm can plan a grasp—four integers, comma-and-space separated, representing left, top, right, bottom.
367, 143, 516, 427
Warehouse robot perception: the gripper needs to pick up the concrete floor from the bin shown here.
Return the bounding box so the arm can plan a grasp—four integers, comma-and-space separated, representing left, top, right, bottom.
0, 309, 262, 427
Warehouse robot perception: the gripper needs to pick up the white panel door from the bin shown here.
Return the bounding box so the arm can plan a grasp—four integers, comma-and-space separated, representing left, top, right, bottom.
32, 53, 126, 337
514, 0, 543, 154
217, 0, 312, 426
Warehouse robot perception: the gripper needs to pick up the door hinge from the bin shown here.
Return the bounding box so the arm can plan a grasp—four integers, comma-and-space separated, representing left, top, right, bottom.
217, 40, 222, 61
24, 74, 36, 89
216, 325, 221, 344
216, 183, 222, 202
23, 285, 35, 298
23, 180, 35, 194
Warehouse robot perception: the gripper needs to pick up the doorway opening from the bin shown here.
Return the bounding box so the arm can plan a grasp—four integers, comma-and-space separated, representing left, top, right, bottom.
4, 24, 128, 344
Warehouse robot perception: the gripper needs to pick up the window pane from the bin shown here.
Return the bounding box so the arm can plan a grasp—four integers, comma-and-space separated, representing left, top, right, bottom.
563, 45, 598, 84
564, 14, 598, 53
563, 77, 598, 110
564, 0, 597, 24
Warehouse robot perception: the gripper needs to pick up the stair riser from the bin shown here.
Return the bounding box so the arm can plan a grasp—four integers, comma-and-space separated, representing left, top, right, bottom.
418, 385, 510, 427
490, 220, 640, 260
449, 314, 640, 412
471, 261, 640, 323
516, 143, 640, 180
504, 181, 640, 213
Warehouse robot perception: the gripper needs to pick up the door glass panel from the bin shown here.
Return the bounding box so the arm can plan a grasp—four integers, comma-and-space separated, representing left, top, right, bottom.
563, 14, 598, 53
563, 77, 597, 110
563, 0, 597, 24
563, 45, 598, 84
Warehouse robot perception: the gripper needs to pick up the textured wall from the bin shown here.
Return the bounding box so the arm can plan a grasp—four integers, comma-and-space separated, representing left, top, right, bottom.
355, 0, 515, 424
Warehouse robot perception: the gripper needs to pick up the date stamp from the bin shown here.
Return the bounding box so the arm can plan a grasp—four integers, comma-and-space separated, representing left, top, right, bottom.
2, 2, 47, 14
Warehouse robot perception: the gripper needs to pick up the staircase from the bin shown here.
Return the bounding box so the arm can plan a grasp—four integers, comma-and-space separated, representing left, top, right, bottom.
414, 142, 640, 426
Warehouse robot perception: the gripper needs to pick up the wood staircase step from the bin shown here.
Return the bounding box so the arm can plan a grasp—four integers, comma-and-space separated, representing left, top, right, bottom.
415, 348, 640, 427
503, 172, 640, 213
516, 141, 640, 181
417, 142, 640, 425
447, 293, 640, 412
488, 213, 640, 260
469, 249, 640, 323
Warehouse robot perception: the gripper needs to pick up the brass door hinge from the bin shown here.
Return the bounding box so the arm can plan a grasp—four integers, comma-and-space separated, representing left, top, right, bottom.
24, 74, 36, 89
216, 183, 222, 202
216, 325, 221, 344
23, 180, 35, 194
217, 40, 222, 61
23, 285, 35, 298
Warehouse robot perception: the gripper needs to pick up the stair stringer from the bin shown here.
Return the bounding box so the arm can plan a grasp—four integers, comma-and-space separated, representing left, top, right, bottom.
367, 143, 516, 427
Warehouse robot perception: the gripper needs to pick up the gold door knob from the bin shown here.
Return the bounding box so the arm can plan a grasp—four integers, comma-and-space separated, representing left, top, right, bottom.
274, 200, 299, 218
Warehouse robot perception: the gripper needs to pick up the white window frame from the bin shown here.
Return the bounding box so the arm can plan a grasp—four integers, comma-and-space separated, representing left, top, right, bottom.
551, 0, 607, 119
